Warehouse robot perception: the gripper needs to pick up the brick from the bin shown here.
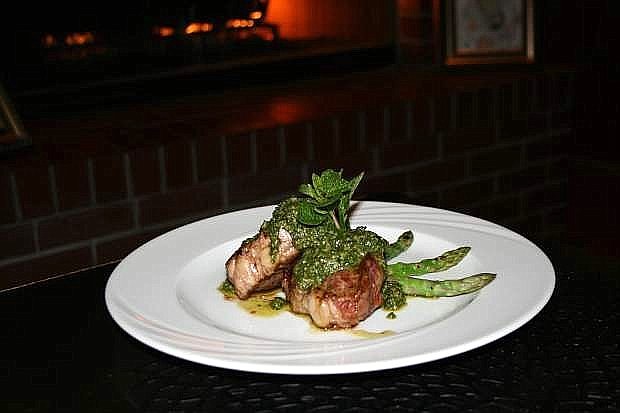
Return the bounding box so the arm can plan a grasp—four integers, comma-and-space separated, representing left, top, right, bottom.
162, 121, 201, 142
14, 163, 54, 219
38, 203, 134, 250
470, 145, 522, 176
94, 154, 127, 203
255, 127, 282, 171
379, 137, 439, 170
535, 75, 551, 113
434, 95, 454, 133
228, 167, 303, 206
477, 88, 497, 125
550, 110, 574, 130
129, 146, 160, 196
196, 135, 224, 181
444, 125, 496, 153
525, 135, 568, 163
388, 102, 410, 142
364, 107, 386, 146
311, 117, 336, 161
499, 118, 529, 141
516, 78, 534, 116
337, 112, 362, 153
457, 92, 475, 129
409, 158, 467, 191
529, 112, 552, 136
54, 159, 91, 211
441, 178, 495, 209
525, 136, 553, 161
107, 126, 146, 150
548, 157, 570, 181
283, 122, 310, 162
163, 139, 193, 190
0, 247, 93, 292
96, 227, 173, 264
139, 181, 222, 227
498, 83, 515, 121
226, 133, 253, 177
0, 171, 16, 225
552, 74, 573, 111
525, 182, 569, 209
0, 223, 35, 260
498, 166, 547, 193
411, 99, 433, 138
499, 112, 548, 141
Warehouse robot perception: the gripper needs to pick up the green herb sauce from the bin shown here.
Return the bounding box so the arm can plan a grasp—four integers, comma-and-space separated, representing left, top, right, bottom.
218, 279, 237, 298
381, 277, 407, 312
270, 296, 287, 310
262, 198, 338, 259
262, 197, 388, 291
292, 228, 387, 290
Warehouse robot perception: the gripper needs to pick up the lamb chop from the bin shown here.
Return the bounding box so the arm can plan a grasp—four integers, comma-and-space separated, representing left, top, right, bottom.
282, 253, 385, 329
225, 227, 299, 299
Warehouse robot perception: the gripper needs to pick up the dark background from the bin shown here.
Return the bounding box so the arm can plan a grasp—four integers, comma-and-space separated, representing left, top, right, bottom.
539, 0, 619, 258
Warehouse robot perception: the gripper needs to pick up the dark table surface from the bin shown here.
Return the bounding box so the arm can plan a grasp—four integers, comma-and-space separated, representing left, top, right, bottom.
1, 243, 618, 413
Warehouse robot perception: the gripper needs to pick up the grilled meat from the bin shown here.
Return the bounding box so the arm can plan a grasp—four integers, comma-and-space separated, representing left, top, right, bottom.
225, 228, 299, 299
282, 254, 385, 329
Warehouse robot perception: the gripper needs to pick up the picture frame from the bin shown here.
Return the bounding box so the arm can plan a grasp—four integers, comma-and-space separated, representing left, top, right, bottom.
0, 83, 30, 152
444, 0, 534, 65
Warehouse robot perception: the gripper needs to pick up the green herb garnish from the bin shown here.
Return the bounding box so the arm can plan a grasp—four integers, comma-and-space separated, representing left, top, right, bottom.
297, 169, 364, 232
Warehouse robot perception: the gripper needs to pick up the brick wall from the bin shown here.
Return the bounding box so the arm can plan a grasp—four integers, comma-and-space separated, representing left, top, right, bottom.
539, 0, 620, 258
0, 70, 574, 291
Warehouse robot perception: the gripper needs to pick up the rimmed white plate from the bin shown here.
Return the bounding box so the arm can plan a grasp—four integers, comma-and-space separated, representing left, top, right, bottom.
105, 201, 555, 375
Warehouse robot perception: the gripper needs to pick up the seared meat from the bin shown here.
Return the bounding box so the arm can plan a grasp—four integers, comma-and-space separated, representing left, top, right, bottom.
226, 228, 299, 299
282, 254, 385, 329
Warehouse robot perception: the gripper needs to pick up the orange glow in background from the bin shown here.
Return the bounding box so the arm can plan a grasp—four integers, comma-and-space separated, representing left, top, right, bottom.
185, 22, 214, 35
264, 0, 391, 43
64, 32, 95, 46
153, 26, 175, 37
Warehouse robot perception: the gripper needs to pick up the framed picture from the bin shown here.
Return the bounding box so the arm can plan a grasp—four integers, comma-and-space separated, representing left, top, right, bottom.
1, 83, 30, 152
444, 0, 534, 65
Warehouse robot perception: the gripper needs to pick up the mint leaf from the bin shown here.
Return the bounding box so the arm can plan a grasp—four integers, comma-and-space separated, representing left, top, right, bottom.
298, 183, 318, 199
315, 170, 345, 197
348, 172, 364, 197
297, 199, 327, 226
297, 169, 365, 231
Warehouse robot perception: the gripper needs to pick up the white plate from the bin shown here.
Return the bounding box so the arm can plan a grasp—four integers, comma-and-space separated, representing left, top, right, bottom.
105, 201, 555, 375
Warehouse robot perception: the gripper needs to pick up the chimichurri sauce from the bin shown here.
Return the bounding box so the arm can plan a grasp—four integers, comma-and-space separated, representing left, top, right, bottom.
292, 228, 387, 290
261, 197, 337, 259
262, 197, 388, 291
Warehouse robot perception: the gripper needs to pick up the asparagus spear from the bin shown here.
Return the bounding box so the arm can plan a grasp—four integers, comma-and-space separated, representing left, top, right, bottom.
390, 273, 496, 297
387, 246, 471, 277
384, 230, 414, 261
